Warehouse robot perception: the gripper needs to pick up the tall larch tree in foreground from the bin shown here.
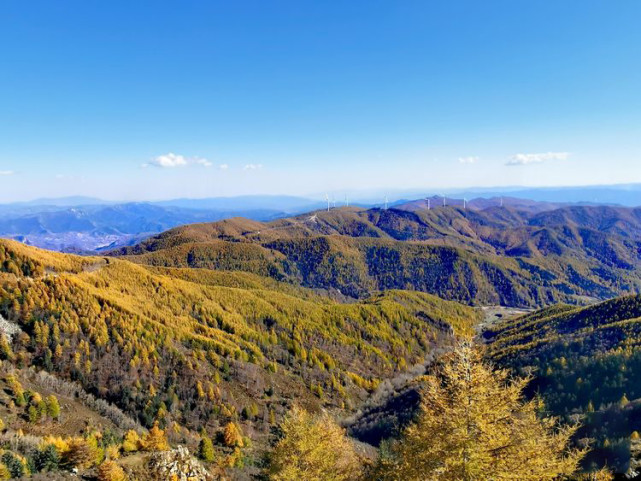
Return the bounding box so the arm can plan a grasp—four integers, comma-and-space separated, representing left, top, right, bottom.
375, 339, 586, 481
267, 405, 362, 481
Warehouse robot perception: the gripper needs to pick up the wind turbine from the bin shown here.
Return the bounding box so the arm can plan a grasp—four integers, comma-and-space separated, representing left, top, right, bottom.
325, 193, 330, 212
442, 195, 446, 207
384, 196, 389, 210
345, 195, 349, 207
500, 197, 504, 208
426, 198, 431, 210
463, 197, 467, 210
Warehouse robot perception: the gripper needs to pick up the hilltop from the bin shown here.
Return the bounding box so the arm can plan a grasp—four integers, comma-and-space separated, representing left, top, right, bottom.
111, 203, 641, 307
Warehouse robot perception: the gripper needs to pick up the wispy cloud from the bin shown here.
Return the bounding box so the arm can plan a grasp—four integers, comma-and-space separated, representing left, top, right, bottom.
0, 170, 14, 176
458, 156, 479, 164
143, 152, 212, 168
506, 152, 570, 166
243, 163, 263, 171
219, 164, 229, 170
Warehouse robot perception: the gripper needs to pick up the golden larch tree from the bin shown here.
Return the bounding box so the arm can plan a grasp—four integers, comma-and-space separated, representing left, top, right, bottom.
267, 405, 362, 481
375, 339, 585, 481
143, 422, 170, 452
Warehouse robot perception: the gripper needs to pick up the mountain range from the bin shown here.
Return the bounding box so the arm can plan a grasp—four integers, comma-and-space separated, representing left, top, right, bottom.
1, 194, 641, 477
109, 201, 641, 308
0, 184, 639, 254
0, 196, 324, 253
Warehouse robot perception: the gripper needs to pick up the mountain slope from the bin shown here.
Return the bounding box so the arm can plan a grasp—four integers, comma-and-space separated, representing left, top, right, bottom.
485, 296, 641, 473
112, 204, 641, 307
0, 239, 479, 452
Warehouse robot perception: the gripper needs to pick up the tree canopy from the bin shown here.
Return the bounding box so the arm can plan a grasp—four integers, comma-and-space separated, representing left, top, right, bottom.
375, 340, 585, 481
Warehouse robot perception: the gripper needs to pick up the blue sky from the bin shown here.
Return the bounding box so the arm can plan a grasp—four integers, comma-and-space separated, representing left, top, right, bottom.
0, 0, 640, 201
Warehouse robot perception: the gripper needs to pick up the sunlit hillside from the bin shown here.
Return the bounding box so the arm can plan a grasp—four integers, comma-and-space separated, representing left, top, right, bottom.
486, 295, 641, 473
111, 205, 641, 307
0, 239, 479, 461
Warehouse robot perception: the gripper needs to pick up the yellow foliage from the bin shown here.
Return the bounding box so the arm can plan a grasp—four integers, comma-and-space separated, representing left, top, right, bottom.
97, 460, 128, 481
267, 405, 362, 481
375, 339, 585, 481
143, 423, 170, 452
122, 430, 141, 453
575, 467, 615, 481
65, 436, 97, 469
42, 435, 70, 454
105, 445, 120, 460
223, 422, 243, 448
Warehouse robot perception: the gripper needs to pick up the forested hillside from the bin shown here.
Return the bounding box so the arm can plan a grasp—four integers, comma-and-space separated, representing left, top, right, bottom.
0, 239, 479, 477
485, 296, 641, 475
111, 204, 641, 307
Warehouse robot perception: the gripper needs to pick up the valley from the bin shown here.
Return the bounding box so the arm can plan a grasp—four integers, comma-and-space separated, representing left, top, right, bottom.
0, 198, 639, 479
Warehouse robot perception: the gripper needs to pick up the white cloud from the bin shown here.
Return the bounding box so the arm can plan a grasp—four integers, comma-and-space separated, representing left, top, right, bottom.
0, 170, 14, 176
507, 152, 570, 166
143, 153, 213, 168
458, 156, 479, 164
243, 163, 263, 171
194, 157, 212, 167
219, 164, 229, 170
146, 152, 188, 168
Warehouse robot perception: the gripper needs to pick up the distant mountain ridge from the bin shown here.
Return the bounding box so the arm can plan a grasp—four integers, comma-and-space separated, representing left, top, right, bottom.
1, 190, 639, 255
0, 196, 325, 252
111, 201, 641, 307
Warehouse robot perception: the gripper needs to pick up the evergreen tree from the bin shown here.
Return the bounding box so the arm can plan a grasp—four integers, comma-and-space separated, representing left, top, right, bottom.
198, 434, 216, 462
34, 444, 60, 472
45, 394, 61, 420
0, 452, 24, 478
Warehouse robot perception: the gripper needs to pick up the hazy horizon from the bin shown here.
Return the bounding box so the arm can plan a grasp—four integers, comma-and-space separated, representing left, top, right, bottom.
0, 181, 639, 208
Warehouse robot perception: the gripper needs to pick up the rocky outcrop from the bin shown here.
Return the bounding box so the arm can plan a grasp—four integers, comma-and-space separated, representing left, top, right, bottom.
146, 446, 216, 481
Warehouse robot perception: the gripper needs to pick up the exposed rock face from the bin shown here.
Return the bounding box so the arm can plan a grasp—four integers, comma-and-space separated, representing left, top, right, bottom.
0, 313, 22, 340
147, 446, 216, 481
